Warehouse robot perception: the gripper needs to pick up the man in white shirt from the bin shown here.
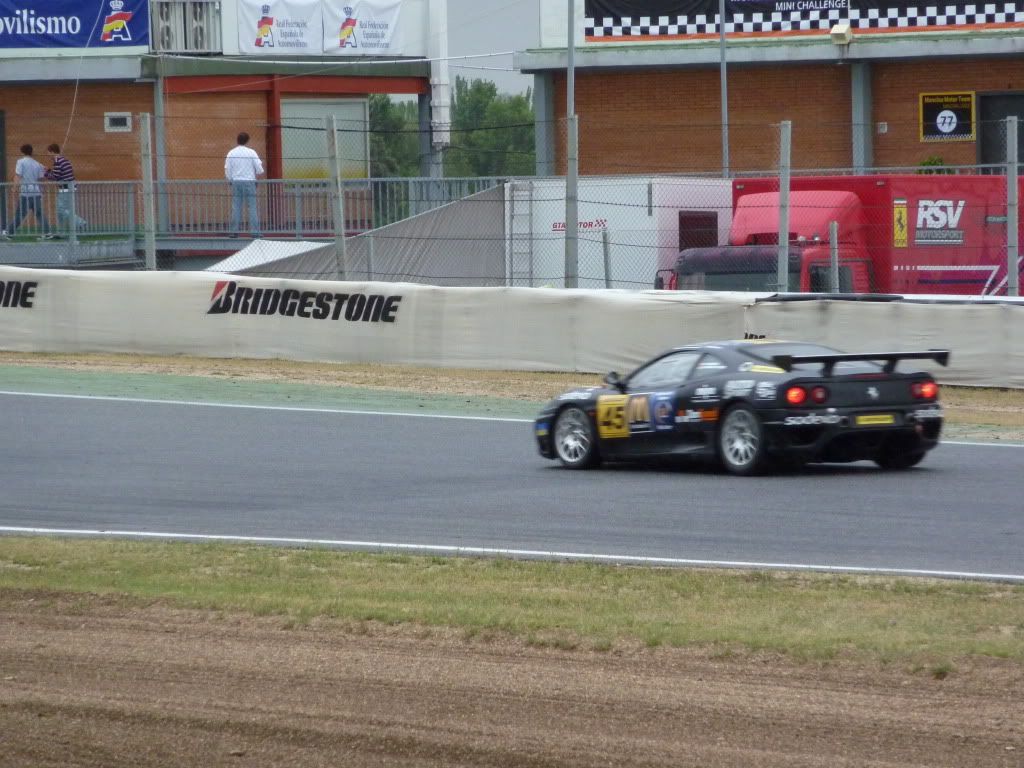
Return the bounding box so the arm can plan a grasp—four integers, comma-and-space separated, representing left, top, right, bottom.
3, 144, 52, 239
224, 132, 265, 238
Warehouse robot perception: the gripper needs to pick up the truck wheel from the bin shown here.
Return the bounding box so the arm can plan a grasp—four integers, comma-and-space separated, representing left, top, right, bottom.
718, 405, 769, 476
553, 406, 600, 469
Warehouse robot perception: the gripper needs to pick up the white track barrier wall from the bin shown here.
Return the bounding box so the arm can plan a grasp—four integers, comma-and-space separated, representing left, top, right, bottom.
1, 266, 1021, 386
0, 267, 747, 374
746, 299, 1024, 389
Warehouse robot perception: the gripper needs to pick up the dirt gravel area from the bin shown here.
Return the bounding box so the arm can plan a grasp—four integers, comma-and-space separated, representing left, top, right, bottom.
1, 591, 1022, 768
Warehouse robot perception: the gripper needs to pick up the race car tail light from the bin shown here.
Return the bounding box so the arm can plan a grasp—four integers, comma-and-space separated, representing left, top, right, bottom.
785, 386, 807, 405
912, 380, 939, 399
810, 386, 829, 404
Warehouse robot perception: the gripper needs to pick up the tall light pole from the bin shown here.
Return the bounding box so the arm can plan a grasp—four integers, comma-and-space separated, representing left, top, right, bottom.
565, 0, 579, 288
719, 0, 730, 177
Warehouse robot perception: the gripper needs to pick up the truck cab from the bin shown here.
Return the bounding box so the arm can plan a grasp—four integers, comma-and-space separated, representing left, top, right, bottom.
658, 189, 874, 292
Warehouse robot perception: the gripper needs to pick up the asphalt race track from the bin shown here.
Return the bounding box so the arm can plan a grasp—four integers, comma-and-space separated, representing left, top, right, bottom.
2, 392, 1022, 580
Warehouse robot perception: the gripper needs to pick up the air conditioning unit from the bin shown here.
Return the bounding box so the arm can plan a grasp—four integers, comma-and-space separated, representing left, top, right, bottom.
189, 1, 206, 50
153, 1, 185, 51
151, 1, 222, 53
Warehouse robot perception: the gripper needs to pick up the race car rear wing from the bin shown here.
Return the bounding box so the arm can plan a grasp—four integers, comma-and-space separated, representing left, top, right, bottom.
771, 350, 951, 377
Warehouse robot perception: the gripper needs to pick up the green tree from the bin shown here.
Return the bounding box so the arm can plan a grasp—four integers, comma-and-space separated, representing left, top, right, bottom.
445, 76, 535, 177
368, 94, 420, 178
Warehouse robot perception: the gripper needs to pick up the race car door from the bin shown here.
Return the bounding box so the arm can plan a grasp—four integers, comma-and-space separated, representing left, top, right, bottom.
671, 353, 730, 449
598, 351, 701, 458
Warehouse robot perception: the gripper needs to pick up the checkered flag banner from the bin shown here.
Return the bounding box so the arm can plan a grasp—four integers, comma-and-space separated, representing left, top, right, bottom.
584, 0, 1024, 38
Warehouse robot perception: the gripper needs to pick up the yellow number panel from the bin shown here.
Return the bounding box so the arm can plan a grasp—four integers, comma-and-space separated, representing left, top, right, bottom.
596, 394, 629, 438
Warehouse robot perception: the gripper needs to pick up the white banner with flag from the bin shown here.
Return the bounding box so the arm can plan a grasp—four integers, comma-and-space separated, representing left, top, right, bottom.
323, 0, 403, 55
237, 0, 322, 55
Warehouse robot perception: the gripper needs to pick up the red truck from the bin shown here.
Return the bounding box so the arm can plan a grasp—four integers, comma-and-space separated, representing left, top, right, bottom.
656, 174, 1023, 295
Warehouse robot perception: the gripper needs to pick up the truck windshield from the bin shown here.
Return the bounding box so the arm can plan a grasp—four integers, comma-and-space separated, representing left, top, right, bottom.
679, 271, 791, 291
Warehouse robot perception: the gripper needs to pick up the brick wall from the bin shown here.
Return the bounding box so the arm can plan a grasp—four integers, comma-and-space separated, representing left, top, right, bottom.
552, 65, 853, 175
0, 83, 152, 181
164, 92, 269, 181
873, 58, 1024, 167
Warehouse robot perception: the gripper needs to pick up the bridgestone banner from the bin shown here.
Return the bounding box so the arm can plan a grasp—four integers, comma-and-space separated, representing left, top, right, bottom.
1, 265, 1021, 386
584, 0, 1024, 40
238, 0, 401, 55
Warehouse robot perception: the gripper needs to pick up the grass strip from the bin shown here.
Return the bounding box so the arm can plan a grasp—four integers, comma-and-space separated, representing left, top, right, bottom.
1, 536, 1022, 664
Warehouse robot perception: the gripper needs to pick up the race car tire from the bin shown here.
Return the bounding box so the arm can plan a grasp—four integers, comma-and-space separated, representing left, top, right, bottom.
553, 406, 600, 469
718, 404, 769, 476
874, 449, 926, 470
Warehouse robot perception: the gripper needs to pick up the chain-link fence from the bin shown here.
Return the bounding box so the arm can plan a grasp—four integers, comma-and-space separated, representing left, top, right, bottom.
1, 111, 1020, 296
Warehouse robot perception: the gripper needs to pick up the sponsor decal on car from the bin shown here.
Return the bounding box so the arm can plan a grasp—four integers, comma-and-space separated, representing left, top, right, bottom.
912, 408, 944, 420
0, 280, 37, 309
208, 281, 402, 322
739, 362, 785, 374
676, 407, 720, 424
723, 379, 756, 397
691, 384, 718, 403
596, 394, 630, 439
535, 422, 549, 437
558, 389, 599, 400
755, 382, 777, 400
652, 393, 675, 431
628, 394, 653, 433
783, 413, 842, 426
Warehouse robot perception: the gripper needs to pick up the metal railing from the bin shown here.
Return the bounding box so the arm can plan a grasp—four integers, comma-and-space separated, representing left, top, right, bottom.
0, 181, 136, 238
0, 177, 508, 241
158, 177, 508, 237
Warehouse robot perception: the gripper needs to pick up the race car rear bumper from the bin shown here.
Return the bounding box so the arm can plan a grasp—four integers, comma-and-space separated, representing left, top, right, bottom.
761, 404, 943, 462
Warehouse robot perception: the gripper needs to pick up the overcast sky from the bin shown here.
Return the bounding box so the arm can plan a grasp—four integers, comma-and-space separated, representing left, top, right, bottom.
445, 0, 540, 94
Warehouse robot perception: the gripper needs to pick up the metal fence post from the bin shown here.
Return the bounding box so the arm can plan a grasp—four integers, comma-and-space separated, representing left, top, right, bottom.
829, 220, 840, 293
1008, 115, 1019, 297
367, 231, 375, 281
776, 120, 792, 292
139, 113, 157, 270
602, 228, 611, 288
564, 0, 579, 289
325, 115, 348, 281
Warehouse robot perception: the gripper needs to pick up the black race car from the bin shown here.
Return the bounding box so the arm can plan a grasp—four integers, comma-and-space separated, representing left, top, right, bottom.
534, 341, 949, 475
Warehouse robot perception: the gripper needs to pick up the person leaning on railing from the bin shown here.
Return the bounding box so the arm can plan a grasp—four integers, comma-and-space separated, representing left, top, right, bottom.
44, 143, 76, 237
224, 132, 265, 238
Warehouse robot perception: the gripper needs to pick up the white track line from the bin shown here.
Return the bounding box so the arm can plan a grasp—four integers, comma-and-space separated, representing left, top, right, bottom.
0, 390, 531, 423
1, 526, 1022, 583
0, 390, 1021, 446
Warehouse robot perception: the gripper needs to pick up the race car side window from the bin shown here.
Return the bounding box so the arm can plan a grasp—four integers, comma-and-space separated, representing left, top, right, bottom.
693, 354, 727, 378
628, 352, 700, 390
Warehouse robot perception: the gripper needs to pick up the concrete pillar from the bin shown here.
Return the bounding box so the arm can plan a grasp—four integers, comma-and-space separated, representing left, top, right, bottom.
851, 62, 873, 173
417, 93, 443, 178
533, 72, 556, 177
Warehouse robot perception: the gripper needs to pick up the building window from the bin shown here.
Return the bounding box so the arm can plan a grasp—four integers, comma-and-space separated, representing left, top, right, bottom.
104, 113, 133, 133
151, 0, 223, 54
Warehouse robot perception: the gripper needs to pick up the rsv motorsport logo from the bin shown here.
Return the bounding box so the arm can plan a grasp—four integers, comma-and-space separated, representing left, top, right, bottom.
915, 199, 966, 245
208, 281, 401, 322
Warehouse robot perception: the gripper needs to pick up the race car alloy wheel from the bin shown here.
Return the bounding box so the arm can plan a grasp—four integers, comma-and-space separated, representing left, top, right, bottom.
554, 406, 599, 469
719, 405, 767, 475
